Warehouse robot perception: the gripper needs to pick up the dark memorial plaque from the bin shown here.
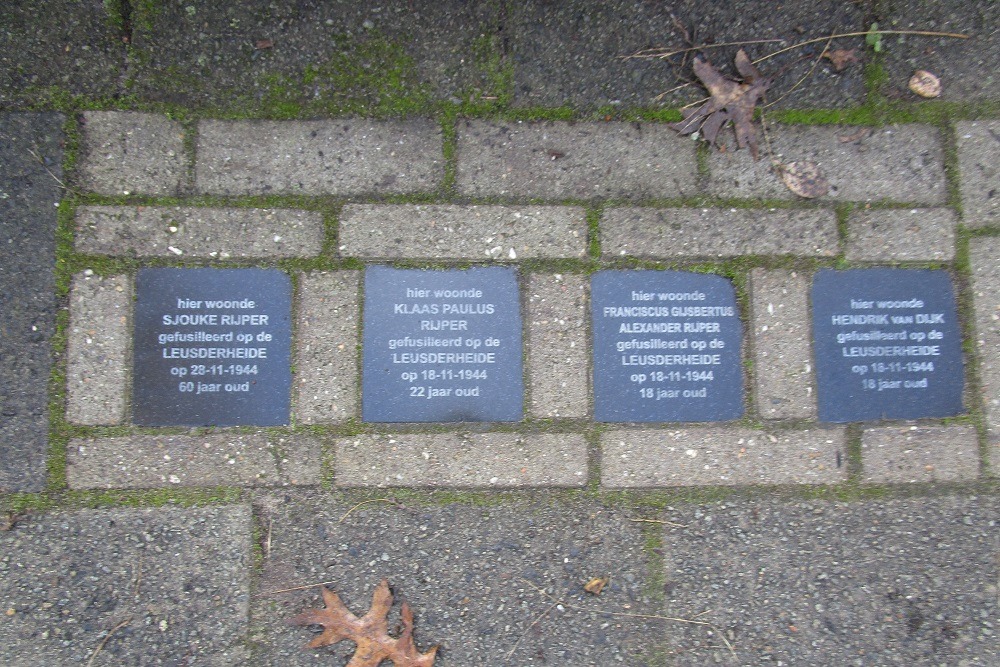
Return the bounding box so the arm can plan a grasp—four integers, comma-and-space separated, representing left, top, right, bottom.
362, 266, 523, 422
592, 270, 744, 422
812, 268, 963, 422
133, 268, 292, 426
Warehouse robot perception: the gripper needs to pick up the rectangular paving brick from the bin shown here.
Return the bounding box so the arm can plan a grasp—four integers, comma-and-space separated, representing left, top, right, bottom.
707, 125, 947, 204
295, 271, 360, 424
601, 427, 846, 487
750, 269, 817, 420
253, 495, 659, 665
75, 206, 324, 258
845, 208, 957, 261
0, 112, 61, 493
957, 121, 1000, 229
456, 120, 698, 199
339, 204, 587, 259
78, 111, 187, 196
527, 273, 590, 418
334, 433, 587, 487
67, 432, 319, 489
970, 237, 1000, 447
0, 506, 251, 665
602, 208, 838, 258
196, 119, 443, 196
861, 425, 979, 483
660, 495, 999, 665
65, 273, 130, 425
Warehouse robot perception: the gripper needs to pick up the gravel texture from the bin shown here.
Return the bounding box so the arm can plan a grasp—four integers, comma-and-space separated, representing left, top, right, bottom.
294, 271, 361, 425
601, 208, 839, 258
861, 425, 980, 483
75, 206, 325, 258
252, 495, 658, 666
659, 495, 999, 665
0, 506, 252, 666
334, 433, 588, 488
707, 124, 948, 203
845, 208, 958, 261
456, 120, 698, 200
509, 0, 867, 109
526, 274, 590, 419
0, 113, 61, 492
67, 432, 321, 489
195, 119, 444, 196
601, 427, 846, 487
78, 112, 187, 196
956, 121, 1000, 229
750, 269, 818, 420
339, 205, 588, 260
65, 273, 130, 426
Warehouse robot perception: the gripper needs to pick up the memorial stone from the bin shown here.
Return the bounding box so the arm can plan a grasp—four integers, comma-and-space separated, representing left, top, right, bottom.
812, 268, 963, 422
362, 266, 523, 422
591, 270, 744, 422
133, 268, 292, 426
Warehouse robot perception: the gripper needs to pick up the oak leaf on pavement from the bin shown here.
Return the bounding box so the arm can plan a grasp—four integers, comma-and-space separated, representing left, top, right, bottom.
290, 579, 438, 666
671, 49, 771, 160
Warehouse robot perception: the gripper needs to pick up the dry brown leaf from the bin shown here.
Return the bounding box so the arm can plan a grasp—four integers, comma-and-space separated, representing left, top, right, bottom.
255, 39, 274, 50
822, 48, 859, 72
584, 577, 609, 595
779, 161, 829, 199
671, 49, 771, 160
290, 579, 437, 667
908, 70, 941, 97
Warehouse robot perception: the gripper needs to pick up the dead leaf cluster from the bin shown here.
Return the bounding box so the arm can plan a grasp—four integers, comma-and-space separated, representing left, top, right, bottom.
290, 579, 437, 667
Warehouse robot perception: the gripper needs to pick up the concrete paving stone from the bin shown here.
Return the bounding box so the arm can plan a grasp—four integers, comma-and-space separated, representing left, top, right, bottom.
707, 124, 948, 204
334, 433, 588, 488
78, 112, 187, 196
252, 494, 659, 666
845, 208, 957, 261
970, 238, 1000, 450
601, 427, 846, 487
957, 121, 1000, 229
659, 495, 999, 665
65, 273, 130, 426
0, 113, 62, 493
0, 0, 123, 104
0, 505, 251, 665
602, 208, 839, 258
75, 206, 324, 258
128, 0, 499, 107
295, 271, 360, 425
509, 0, 866, 109
882, 1, 999, 103
195, 119, 443, 196
750, 269, 817, 420
339, 204, 588, 260
861, 425, 979, 483
66, 432, 320, 489
527, 274, 590, 418
456, 120, 698, 200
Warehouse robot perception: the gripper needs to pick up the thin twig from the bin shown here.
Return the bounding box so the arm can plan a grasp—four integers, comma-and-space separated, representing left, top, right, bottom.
630, 518, 688, 528
25, 147, 72, 193
761, 35, 834, 109
255, 581, 340, 597
518, 578, 710, 626
86, 617, 132, 667
133, 554, 142, 597
653, 82, 695, 102
626, 39, 785, 60
504, 602, 558, 662
752, 29, 969, 64
627, 29, 967, 63
338, 498, 398, 523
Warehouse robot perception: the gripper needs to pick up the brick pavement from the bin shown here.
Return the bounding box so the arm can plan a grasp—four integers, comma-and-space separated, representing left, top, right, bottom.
1, 13, 998, 659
